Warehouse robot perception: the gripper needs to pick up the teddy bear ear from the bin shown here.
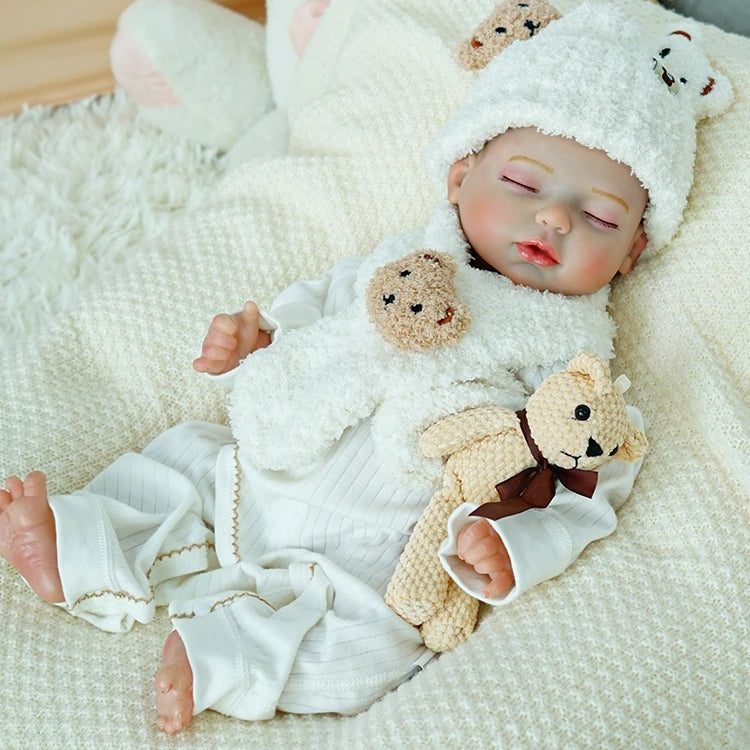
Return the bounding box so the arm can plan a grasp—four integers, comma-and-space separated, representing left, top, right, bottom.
614, 425, 648, 463
566, 352, 613, 396
419, 405, 519, 458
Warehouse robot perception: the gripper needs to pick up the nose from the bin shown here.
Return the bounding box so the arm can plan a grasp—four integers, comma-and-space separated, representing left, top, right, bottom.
535, 204, 571, 235
586, 437, 604, 458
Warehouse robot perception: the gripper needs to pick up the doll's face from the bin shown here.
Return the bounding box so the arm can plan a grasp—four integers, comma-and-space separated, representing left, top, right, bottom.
447, 128, 649, 295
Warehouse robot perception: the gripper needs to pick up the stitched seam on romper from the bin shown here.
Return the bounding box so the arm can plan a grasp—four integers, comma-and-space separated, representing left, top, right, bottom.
170, 591, 276, 619
146, 541, 216, 580
229, 444, 241, 562
71, 590, 153, 609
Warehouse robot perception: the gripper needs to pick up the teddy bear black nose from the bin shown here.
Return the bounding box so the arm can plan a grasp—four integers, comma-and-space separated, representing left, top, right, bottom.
410, 303, 423, 314
382, 294, 395, 306
586, 437, 604, 458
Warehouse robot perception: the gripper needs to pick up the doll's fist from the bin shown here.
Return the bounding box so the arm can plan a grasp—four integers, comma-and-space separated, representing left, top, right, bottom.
456, 519, 514, 599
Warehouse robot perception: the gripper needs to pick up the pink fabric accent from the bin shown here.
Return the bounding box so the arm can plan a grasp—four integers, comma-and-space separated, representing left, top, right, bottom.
110, 26, 179, 109
290, 0, 331, 56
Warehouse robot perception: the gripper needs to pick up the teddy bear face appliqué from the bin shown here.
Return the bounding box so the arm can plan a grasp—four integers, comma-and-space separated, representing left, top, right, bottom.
365, 251, 472, 351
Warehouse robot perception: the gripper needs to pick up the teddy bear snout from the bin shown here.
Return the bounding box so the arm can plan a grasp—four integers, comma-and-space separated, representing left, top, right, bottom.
586, 436, 604, 458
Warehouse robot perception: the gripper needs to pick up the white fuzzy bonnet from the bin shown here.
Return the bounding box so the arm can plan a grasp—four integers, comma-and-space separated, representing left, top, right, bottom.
427, 1, 733, 253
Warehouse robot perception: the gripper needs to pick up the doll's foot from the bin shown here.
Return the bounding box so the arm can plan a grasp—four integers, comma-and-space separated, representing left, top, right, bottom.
156, 630, 194, 734
0, 472, 63, 603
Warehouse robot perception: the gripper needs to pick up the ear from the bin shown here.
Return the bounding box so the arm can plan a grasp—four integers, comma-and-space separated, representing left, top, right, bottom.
618, 224, 648, 276
447, 156, 474, 204
566, 352, 612, 396
614, 425, 648, 463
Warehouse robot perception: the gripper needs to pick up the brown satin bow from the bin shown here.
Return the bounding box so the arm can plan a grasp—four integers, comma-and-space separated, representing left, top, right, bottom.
470, 409, 598, 521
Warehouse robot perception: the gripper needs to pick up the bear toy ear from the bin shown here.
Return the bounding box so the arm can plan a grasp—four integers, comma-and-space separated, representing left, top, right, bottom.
565, 352, 613, 397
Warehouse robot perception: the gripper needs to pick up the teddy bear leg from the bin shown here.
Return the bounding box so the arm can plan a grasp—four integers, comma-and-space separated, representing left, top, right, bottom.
110, 0, 273, 150
419, 580, 480, 653
385, 487, 462, 625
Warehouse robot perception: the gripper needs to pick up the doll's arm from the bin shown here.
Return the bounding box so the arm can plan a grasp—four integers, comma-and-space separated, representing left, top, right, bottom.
441, 406, 645, 605
258, 256, 361, 339
193, 301, 271, 375
196, 256, 362, 386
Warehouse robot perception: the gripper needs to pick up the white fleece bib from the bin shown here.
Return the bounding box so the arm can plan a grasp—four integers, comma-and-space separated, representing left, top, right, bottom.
229, 202, 615, 488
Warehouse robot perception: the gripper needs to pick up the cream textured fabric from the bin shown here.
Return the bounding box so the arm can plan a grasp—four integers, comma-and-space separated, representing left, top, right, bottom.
0, 0, 748, 746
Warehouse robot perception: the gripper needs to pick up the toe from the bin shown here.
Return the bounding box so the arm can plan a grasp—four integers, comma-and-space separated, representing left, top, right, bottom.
6, 476, 23, 501
23, 471, 47, 498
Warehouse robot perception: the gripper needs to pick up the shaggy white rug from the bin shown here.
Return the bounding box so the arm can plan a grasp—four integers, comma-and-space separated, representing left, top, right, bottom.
0, 89, 224, 348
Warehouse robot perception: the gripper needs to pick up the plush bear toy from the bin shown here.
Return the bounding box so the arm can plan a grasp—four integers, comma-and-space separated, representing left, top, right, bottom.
109, 0, 329, 167
385, 351, 648, 652
364, 251, 472, 351
650, 21, 733, 114
456, 0, 560, 70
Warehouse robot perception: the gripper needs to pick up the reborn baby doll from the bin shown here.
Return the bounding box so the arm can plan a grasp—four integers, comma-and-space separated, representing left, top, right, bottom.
0, 2, 731, 735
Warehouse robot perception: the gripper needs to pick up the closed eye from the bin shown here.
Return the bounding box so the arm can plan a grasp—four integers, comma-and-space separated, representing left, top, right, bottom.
583, 211, 619, 231
501, 175, 537, 193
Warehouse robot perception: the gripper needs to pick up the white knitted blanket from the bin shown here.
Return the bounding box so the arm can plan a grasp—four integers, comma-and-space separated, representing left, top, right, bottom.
0, 0, 748, 746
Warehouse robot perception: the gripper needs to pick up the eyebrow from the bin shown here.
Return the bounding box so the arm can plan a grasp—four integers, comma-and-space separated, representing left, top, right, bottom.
509, 155, 553, 172
591, 187, 629, 213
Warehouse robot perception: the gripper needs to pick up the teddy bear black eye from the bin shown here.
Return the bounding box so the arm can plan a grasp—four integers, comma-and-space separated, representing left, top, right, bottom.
400, 269, 411, 277
609, 445, 619, 456
495, 26, 507, 35
410, 303, 423, 314
660, 47, 671, 58
574, 404, 591, 421
383, 294, 395, 306
680, 77, 687, 84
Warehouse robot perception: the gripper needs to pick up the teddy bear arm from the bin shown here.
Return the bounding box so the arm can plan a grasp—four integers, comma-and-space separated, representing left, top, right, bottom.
419, 406, 519, 459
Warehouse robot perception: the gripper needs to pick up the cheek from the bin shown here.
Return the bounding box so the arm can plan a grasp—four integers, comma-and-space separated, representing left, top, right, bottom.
459, 191, 513, 243
575, 242, 621, 277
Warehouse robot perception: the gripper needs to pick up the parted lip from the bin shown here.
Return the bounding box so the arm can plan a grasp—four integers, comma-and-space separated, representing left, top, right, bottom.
516, 239, 559, 266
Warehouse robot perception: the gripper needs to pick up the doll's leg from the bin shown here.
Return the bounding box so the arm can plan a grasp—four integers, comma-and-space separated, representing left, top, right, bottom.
162, 556, 429, 728
2, 422, 230, 633
155, 630, 194, 735
0, 471, 63, 602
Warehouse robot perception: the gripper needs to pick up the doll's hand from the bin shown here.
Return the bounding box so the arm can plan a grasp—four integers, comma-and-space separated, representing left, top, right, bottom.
456, 519, 514, 599
193, 301, 271, 375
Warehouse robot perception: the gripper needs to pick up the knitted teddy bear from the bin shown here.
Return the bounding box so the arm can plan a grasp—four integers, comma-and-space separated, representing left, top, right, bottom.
385, 351, 648, 652
109, 0, 329, 167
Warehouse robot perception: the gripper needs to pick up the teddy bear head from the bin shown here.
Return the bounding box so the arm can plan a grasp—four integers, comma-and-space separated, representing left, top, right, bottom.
365, 251, 472, 350
651, 25, 733, 118
526, 352, 647, 471
456, 0, 561, 70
